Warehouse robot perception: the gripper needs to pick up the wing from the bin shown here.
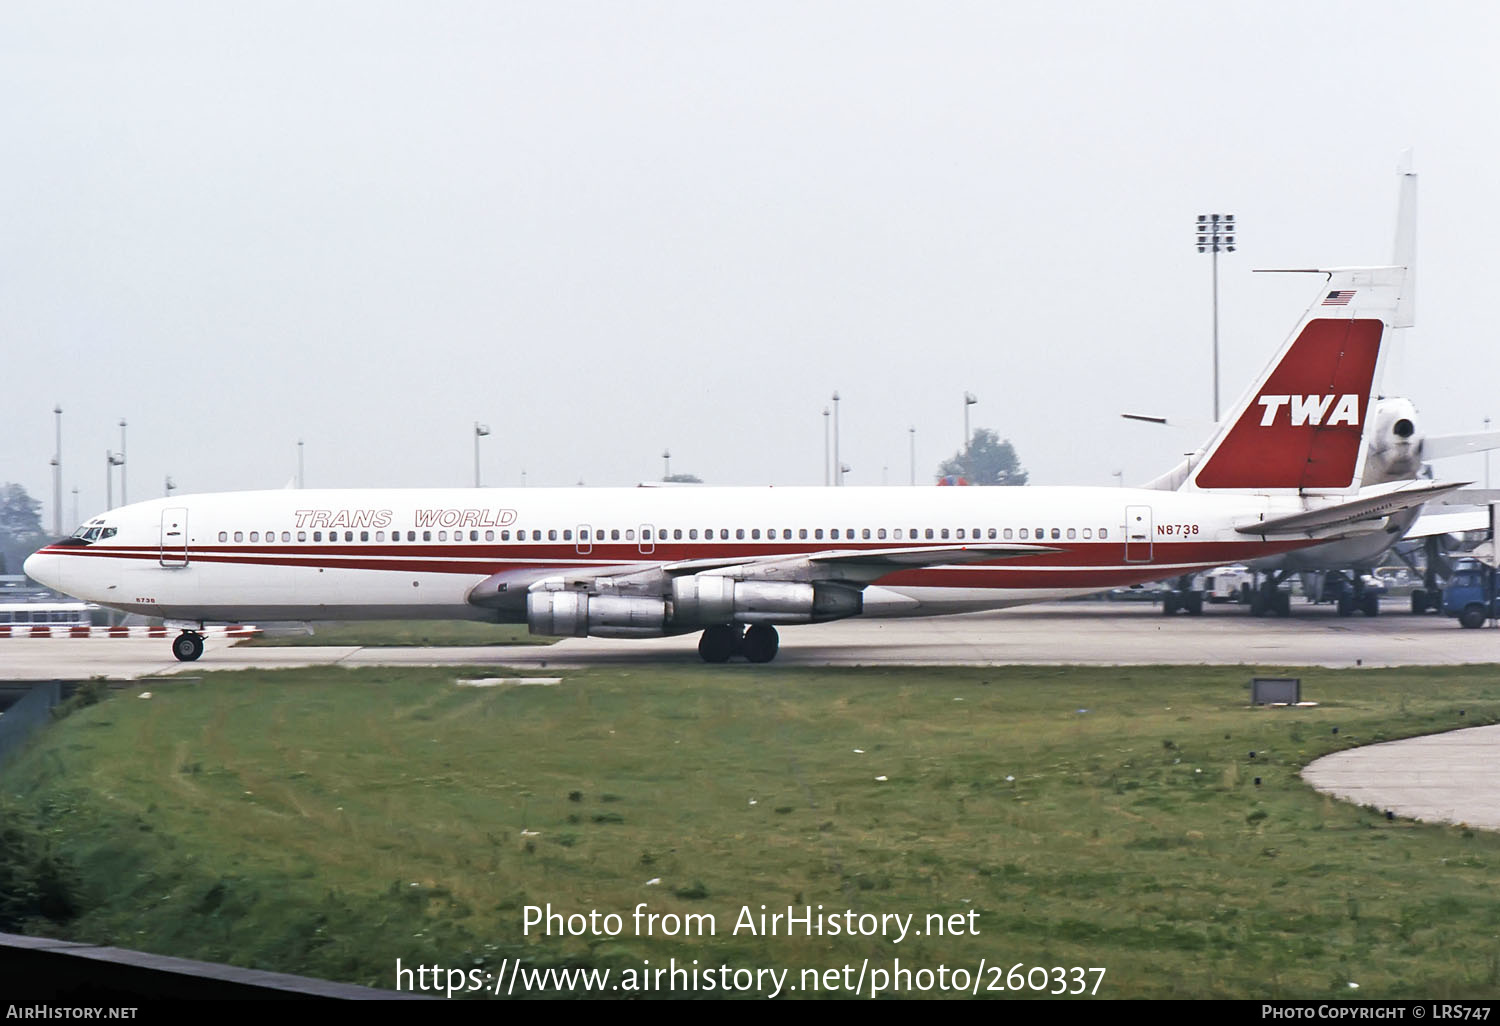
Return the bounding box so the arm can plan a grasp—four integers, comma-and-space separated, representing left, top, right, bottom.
467, 543, 1056, 610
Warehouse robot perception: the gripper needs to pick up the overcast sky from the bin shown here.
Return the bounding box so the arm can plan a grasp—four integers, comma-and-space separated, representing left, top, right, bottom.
4, 1, 1497, 526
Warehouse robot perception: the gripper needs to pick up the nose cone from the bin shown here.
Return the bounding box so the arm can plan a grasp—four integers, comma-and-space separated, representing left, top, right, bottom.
22, 548, 62, 592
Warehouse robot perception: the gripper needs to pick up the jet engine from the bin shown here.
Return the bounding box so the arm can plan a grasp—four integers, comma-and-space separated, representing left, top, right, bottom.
670, 576, 862, 626
526, 591, 667, 638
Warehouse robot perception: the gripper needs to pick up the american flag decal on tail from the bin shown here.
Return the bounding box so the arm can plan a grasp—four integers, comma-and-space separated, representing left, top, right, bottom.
1322, 290, 1356, 306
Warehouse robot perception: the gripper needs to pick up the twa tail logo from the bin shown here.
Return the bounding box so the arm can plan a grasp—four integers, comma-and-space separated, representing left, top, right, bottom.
1194, 318, 1384, 490
1256, 394, 1361, 427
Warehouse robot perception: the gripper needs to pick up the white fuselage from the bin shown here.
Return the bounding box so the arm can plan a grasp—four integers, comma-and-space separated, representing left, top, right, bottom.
26, 485, 1329, 627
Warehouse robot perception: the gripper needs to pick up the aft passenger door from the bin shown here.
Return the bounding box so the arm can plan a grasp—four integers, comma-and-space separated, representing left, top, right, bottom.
160, 508, 189, 567
1124, 505, 1152, 563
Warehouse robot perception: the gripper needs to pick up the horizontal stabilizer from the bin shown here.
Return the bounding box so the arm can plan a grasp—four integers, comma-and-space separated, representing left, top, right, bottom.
1234, 480, 1464, 536
1422, 431, 1500, 461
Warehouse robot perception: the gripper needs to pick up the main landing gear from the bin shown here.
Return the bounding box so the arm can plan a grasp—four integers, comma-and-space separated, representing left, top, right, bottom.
697, 624, 780, 664
1249, 575, 1293, 617
172, 631, 205, 662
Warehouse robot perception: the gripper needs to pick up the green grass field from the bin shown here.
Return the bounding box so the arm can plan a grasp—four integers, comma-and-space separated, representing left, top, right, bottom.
240, 620, 555, 647
7, 663, 1500, 999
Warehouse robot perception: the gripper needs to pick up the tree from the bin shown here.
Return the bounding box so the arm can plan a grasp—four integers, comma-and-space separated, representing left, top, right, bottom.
0, 483, 50, 576
938, 428, 1028, 486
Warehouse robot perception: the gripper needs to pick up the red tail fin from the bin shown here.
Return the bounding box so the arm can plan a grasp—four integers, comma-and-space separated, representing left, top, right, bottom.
1193, 316, 1384, 490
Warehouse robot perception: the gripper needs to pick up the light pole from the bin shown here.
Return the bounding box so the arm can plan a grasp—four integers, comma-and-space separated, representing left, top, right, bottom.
823, 407, 830, 486
105, 451, 123, 509
297, 439, 304, 489
662, 449, 671, 481
1487, 417, 1493, 490
52, 405, 62, 536
165, 476, 176, 498
474, 423, 490, 487
909, 425, 916, 486
831, 391, 841, 486
963, 392, 977, 474
1113, 470, 1124, 487
119, 418, 127, 506
1196, 213, 1236, 422
70, 486, 78, 527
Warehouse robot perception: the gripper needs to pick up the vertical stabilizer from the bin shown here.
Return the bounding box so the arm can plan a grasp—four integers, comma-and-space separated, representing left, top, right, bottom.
1187, 265, 1405, 493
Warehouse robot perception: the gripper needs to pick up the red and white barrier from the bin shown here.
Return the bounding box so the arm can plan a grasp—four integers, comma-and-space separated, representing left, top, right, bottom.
0, 625, 259, 639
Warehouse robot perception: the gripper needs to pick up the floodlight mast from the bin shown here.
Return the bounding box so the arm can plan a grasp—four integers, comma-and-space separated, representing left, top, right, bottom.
1196, 213, 1236, 422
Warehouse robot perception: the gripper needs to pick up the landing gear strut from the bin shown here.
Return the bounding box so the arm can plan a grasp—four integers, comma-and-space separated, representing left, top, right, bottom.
172, 631, 205, 662
1159, 574, 1204, 616
1249, 574, 1292, 617
697, 624, 780, 664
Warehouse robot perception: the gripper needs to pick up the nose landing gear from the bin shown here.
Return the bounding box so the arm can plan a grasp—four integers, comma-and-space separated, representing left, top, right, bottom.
172, 631, 205, 662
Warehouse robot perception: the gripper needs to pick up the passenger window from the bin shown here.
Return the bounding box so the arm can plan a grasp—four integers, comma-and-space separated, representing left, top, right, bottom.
234, 531, 244, 542
562, 530, 571, 541
800, 528, 809, 540
1099, 528, 1108, 539
282, 531, 291, 542
831, 529, 840, 540
1051, 528, 1061, 540
766, 529, 776, 540
689, 529, 698, 540
376, 531, 385, 542
532, 530, 542, 541
720, 529, 729, 540
957, 528, 966, 540
424, 531, 432, 541
362, 531, 370, 542
409, 531, 417, 541
298, 531, 307, 542
249, 532, 259, 543
1003, 528, 1013, 539
940, 528, 950, 540
625, 529, 635, 540
925, 528, 934, 540
988, 528, 997, 539
1083, 528, 1092, 539
548, 530, 557, 541
674, 529, 682, 540
643, 529, 653, 540
815, 529, 824, 540
862, 528, 871, 540
877, 528, 886, 540
1035, 527, 1044, 538
1067, 528, 1076, 539
313, 531, 323, 542
894, 528, 903, 540
219, 531, 228, 542
439, 531, 448, 541
1019, 528, 1028, 540
471, 530, 479, 541
485, 530, 494, 541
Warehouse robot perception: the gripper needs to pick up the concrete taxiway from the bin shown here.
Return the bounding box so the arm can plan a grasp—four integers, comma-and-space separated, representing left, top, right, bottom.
1, 602, 1497, 680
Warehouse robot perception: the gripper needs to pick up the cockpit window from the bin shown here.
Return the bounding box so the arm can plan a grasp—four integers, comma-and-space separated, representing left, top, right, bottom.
70, 525, 116, 543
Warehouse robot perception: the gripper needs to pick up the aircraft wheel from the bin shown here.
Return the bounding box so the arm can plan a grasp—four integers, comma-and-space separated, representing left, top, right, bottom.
1360, 593, 1380, 617
1249, 593, 1267, 617
1274, 591, 1292, 617
172, 631, 205, 662
1336, 594, 1354, 617
1460, 606, 1487, 629
1185, 592, 1204, 616
1162, 593, 1179, 615
1410, 591, 1426, 614
742, 624, 780, 664
698, 625, 741, 663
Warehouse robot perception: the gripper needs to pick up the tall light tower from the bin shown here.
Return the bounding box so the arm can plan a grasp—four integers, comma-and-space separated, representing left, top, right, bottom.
962, 392, 977, 473
1196, 213, 1236, 422
119, 418, 127, 506
165, 475, 176, 497
297, 439, 305, 489
105, 451, 123, 509
52, 405, 62, 536
822, 407, 830, 486
662, 449, 671, 480
831, 391, 842, 486
909, 425, 916, 486
474, 423, 490, 487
